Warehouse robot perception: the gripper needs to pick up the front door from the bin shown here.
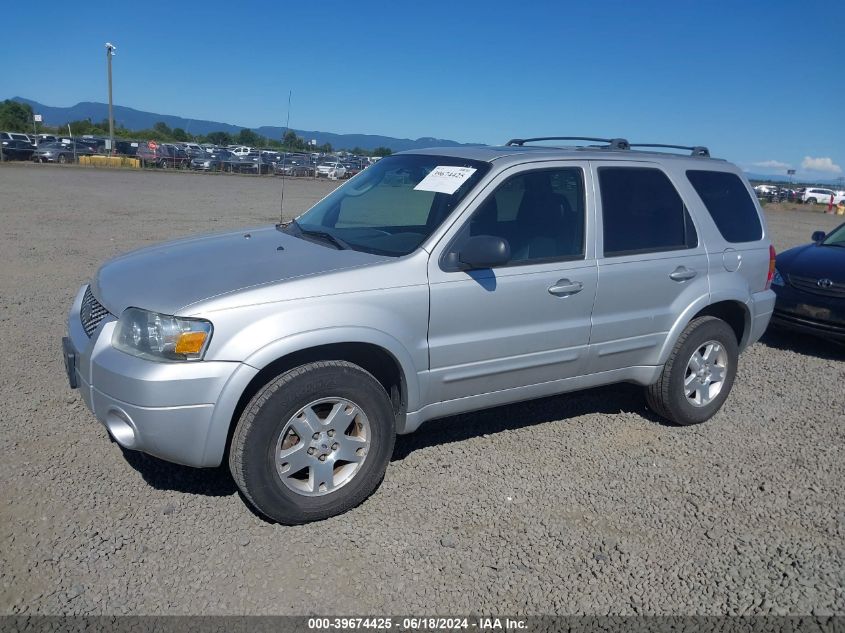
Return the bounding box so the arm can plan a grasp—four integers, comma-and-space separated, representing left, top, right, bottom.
427, 162, 597, 404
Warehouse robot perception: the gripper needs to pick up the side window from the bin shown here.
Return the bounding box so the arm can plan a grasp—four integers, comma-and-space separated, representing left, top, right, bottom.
599, 167, 697, 257
686, 170, 763, 243
461, 167, 585, 265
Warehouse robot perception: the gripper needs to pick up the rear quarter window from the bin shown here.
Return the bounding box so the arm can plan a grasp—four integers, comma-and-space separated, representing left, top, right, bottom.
686, 170, 763, 243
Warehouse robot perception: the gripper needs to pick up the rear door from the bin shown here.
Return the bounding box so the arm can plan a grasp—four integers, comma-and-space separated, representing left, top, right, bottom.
588, 161, 709, 372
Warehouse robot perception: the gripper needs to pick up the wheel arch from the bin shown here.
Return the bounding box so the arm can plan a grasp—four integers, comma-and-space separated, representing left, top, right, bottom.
657, 297, 751, 365
201, 330, 419, 468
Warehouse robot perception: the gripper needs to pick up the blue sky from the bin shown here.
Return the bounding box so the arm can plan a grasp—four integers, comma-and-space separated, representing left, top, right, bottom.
2, 0, 843, 180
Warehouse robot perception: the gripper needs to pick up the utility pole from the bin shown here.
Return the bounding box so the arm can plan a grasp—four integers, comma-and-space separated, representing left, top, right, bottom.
105, 42, 116, 156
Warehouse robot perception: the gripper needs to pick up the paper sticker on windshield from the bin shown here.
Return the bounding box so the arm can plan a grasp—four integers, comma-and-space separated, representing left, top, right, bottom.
414, 166, 477, 195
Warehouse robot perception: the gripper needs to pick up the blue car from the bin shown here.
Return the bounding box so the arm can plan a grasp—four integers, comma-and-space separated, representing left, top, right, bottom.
771, 222, 845, 341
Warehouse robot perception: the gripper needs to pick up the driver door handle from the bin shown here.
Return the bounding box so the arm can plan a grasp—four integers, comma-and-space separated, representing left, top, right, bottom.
548, 279, 583, 297
669, 266, 697, 282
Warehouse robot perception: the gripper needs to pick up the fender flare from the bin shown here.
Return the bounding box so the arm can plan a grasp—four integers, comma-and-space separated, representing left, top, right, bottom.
655, 292, 751, 365
243, 326, 421, 413
199, 327, 421, 467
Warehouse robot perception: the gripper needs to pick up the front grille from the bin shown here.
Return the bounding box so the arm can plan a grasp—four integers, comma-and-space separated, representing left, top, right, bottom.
788, 275, 845, 298
80, 286, 110, 337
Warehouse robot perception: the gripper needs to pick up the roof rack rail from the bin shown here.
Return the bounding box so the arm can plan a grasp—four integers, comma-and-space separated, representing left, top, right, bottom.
628, 143, 710, 158
506, 136, 630, 150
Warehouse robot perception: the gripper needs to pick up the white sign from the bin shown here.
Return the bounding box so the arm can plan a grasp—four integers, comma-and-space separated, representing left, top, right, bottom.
104, 139, 112, 150
310, 139, 317, 146
34, 114, 42, 122
414, 166, 477, 195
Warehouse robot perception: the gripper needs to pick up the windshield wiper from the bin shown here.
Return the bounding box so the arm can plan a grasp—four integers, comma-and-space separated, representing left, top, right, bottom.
285, 220, 350, 250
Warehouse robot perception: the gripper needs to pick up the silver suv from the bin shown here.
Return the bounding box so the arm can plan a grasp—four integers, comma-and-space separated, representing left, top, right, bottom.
63, 137, 776, 524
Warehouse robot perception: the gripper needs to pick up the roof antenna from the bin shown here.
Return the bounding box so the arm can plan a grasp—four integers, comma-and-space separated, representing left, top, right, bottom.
279, 89, 292, 225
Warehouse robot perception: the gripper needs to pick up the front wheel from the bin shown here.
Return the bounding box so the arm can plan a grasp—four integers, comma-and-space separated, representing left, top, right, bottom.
58, 154, 67, 164
645, 316, 738, 426
229, 361, 396, 524
806, 198, 817, 205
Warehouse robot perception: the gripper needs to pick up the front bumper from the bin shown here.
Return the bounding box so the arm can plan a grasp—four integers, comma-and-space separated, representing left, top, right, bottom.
771, 284, 845, 341
770, 310, 845, 341
64, 285, 258, 467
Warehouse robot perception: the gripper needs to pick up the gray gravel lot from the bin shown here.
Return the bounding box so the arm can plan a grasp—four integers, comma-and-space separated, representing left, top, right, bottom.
0, 164, 843, 616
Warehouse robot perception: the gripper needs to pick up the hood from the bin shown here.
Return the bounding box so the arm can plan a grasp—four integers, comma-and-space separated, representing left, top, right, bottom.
93, 226, 388, 316
777, 242, 845, 283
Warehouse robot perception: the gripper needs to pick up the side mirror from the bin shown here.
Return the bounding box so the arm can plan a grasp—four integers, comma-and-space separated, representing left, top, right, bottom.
457, 235, 511, 270
811, 231, 826, 242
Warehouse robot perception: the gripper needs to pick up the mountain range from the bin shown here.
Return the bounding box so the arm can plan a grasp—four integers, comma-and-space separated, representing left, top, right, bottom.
11, 97, 478, 152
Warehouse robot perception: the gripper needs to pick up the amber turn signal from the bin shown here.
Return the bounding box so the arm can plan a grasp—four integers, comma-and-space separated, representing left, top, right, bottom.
175, 331, 208, 355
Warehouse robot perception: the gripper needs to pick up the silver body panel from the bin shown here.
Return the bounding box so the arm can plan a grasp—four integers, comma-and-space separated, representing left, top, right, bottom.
65, 145, 775, 467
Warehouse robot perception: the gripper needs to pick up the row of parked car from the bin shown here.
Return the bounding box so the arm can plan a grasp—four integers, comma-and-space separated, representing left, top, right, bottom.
0, 131, 375, 178
137, 143, 369, 178
754, 184, 845, 205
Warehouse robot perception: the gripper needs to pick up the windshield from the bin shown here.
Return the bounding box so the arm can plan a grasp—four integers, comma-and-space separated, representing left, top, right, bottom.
289, 154, 490, 256
821, 223, 845, 246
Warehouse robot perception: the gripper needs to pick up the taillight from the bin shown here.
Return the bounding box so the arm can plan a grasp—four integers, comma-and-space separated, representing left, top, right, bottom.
766, 244, 776, 289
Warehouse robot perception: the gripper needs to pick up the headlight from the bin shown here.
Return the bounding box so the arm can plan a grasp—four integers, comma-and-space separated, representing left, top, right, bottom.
113, 308, 212, 361
772, 268, 785, 287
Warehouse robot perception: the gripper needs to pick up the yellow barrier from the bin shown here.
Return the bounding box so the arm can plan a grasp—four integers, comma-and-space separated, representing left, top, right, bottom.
79, 156, 140, 168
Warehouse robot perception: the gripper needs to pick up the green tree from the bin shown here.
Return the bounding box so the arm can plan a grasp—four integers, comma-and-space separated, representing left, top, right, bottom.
171, 127, 190, 141
206, 131, 233, 145
372, 146, 393, 157
0, 100, 34, 132
237, 128, 260, 146
282, 130, 299, 149
153, 121, 173, 137
64, 119, 93, 136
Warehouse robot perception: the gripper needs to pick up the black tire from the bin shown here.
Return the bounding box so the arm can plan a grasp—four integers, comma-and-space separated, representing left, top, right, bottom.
229, 361, 396, 524
58, 153, 67, 164
807, 198, 816, 205
645, 316, 739, 426
160, 159, 169, 169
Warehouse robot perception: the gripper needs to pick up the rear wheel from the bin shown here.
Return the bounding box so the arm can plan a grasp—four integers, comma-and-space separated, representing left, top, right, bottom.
807, 197, 817, 205
229, 361, 396, 524
58, 154, 67, 164
645, 316, 738, 426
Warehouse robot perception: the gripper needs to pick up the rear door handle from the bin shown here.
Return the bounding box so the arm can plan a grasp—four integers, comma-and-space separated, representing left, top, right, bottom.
669, 266, 697, 282
548, 279, 583, 296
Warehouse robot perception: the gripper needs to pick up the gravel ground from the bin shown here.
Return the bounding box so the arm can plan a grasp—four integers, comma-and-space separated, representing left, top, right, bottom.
0, 164, 843, 616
